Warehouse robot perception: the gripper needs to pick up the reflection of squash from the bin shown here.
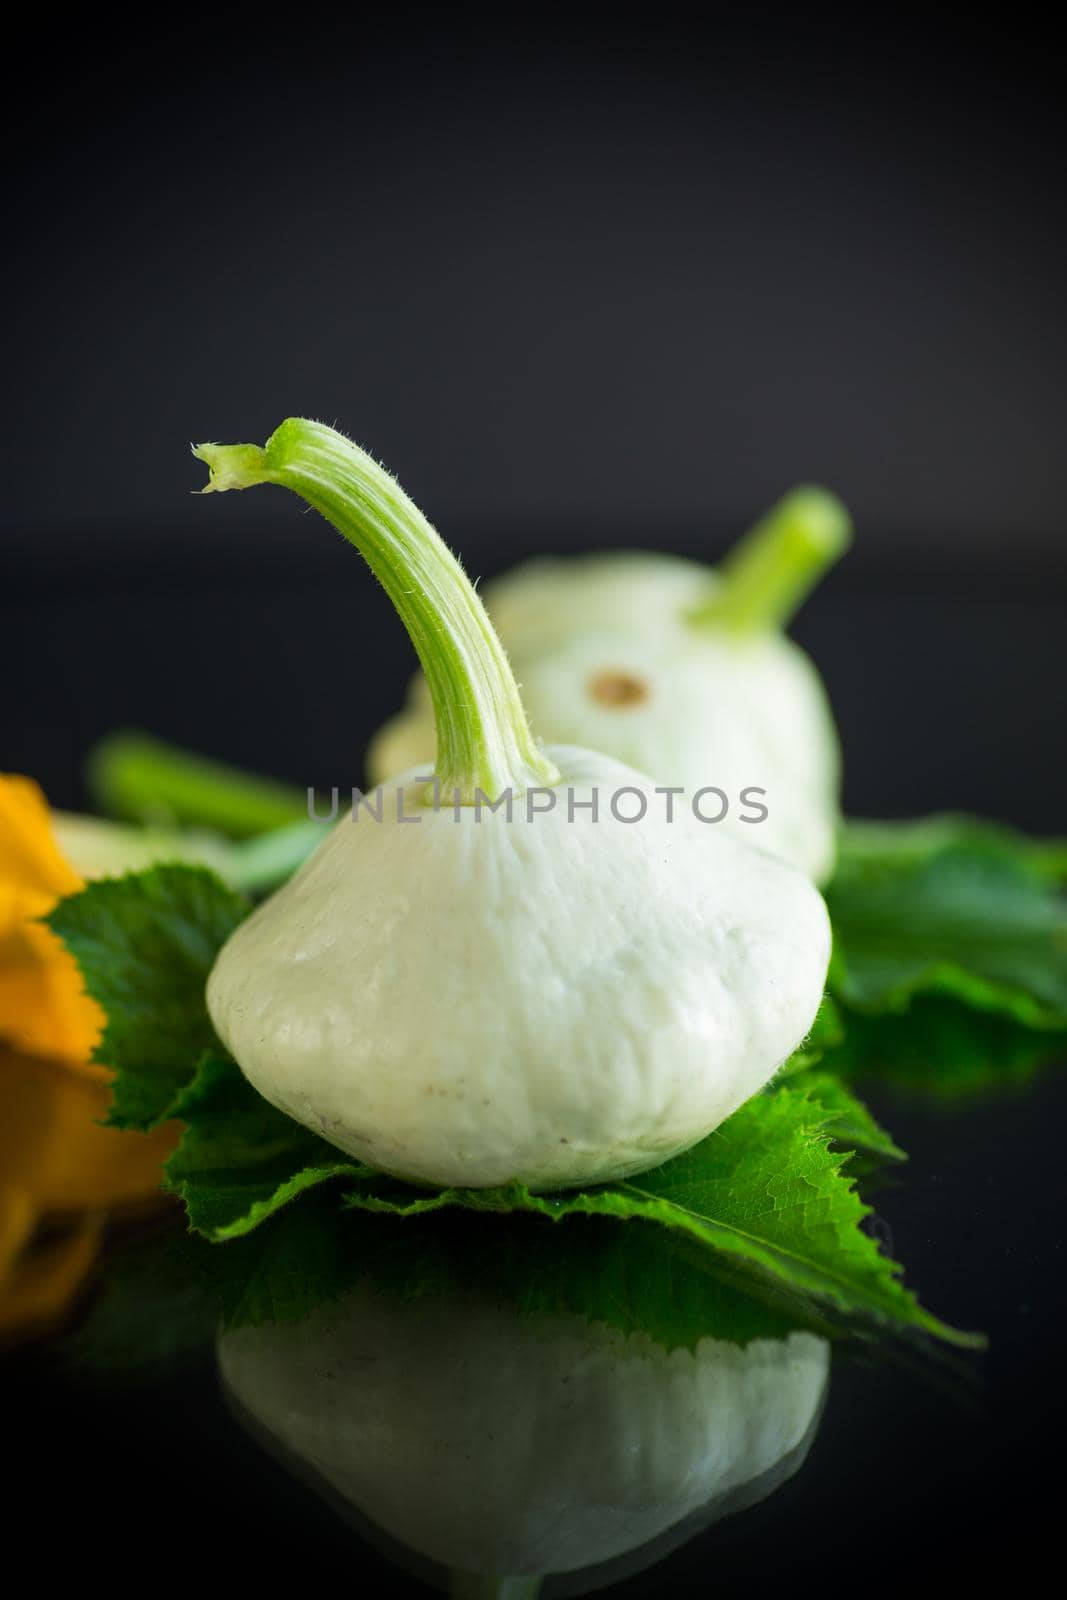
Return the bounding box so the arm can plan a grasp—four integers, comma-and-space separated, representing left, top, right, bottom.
219, 1280, 829, 1591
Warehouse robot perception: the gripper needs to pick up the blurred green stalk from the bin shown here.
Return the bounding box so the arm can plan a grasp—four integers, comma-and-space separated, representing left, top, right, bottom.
89, 730, 311, 838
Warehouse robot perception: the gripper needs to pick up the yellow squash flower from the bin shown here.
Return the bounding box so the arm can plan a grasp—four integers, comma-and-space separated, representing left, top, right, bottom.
0, 774, 105, 1069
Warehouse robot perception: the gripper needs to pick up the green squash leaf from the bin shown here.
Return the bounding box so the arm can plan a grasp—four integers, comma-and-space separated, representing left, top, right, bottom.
839, 815, 1067, 884
45, 833, 986, 1353
790, 1072, 906, 1164
828, 816, 1067, 1027
164, 1051, 372, 1239
823, 994, 1067, 1104
46, 865, 249, 1128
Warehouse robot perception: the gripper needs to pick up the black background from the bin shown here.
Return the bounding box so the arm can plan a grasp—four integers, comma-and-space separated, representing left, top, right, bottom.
4, 11, 1065, 555
3, 8, 1066, 1592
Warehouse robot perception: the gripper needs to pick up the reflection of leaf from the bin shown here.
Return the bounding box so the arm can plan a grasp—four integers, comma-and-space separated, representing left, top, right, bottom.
219, 1200, 824, 1349
821, 995, 1067, 1104
828, 817, 1067, 1027
164, 1052, 371, 1239
65, 1195, 829, 1366
61, 1225, 218, 1380
46, 866, 248, 1128
163, 1055, 972, 1346
342, 1089, 978, 1348
456, 1214, 821, 1348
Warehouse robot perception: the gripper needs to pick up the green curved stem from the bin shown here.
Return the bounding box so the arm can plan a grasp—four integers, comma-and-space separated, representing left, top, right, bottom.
194, 420, 559, 803
89, 730, 309, 837
688, 485, 852, 634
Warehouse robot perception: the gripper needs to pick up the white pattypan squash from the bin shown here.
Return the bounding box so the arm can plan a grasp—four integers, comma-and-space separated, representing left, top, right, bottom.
370, 493, 850, 883
197, 421, 830, 1192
